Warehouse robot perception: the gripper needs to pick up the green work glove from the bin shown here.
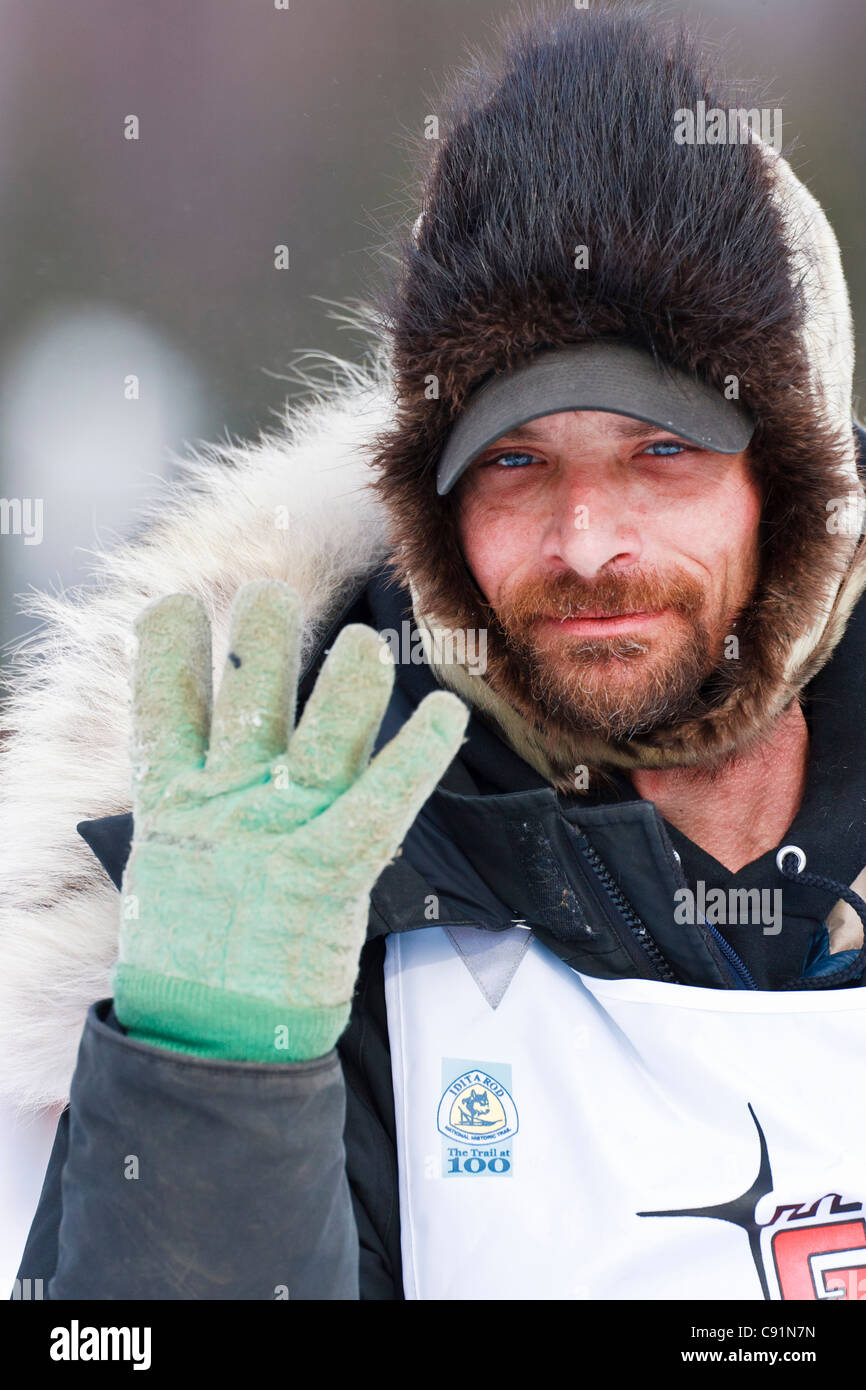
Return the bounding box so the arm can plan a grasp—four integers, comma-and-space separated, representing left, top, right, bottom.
111, 580, 469, 1062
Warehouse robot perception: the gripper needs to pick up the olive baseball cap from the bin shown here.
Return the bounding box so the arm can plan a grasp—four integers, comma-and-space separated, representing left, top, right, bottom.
436, 340, 755, 495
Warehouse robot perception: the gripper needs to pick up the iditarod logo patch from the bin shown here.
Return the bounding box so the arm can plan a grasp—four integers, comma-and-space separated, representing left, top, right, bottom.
438, 1059, 518, 1177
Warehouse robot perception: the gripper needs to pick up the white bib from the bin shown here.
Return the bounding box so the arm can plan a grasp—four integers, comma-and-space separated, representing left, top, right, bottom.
384, 925, 866, 1301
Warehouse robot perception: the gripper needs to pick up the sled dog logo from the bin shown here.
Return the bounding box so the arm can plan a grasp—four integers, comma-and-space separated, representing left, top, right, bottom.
638, 1104, 866, 1300
437, 1068, 519, 1145
457, 1087, 492, 1128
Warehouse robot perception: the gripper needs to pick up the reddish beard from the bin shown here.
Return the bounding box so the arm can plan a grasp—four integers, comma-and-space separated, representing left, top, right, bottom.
489, 567, 721, 741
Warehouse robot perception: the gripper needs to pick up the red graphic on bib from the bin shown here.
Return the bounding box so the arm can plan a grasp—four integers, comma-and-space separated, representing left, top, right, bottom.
766, 1202, 866, 1301
639, 1105, 866, 1300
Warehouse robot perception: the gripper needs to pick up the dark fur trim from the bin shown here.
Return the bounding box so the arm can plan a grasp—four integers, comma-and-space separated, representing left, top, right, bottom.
369, 3, 859, 772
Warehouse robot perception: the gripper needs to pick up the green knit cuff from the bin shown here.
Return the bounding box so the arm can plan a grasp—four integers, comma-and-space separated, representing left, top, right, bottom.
111, 964, 351, 1063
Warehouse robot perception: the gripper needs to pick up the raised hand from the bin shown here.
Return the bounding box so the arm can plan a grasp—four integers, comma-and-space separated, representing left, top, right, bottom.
112, 580, 469, 1062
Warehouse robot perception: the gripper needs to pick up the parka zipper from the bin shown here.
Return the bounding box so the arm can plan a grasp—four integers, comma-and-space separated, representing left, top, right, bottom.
576, 834, 678, 984
701, 919, 759, 990
578, 833, 758, 990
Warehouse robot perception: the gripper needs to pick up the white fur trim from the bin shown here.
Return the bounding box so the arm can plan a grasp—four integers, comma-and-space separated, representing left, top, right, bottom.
0, 353, 393, 1111
750, 136, 864, 682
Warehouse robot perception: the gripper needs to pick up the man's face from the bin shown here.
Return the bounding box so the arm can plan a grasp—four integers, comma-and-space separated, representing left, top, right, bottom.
454, 410, 762, 741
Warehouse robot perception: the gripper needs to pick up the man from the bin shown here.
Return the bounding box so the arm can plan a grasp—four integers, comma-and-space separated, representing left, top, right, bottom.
5, 6, 866, 1300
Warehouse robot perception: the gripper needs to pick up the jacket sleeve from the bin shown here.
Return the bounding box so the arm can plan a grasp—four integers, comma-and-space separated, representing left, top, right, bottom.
15, 999, 360, 1300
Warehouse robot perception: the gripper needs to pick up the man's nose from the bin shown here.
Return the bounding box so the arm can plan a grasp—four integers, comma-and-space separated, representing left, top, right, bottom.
540, 481, 643, 579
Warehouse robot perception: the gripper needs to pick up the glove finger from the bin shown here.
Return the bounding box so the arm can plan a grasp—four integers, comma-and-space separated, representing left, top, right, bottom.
206, 580, 302, 776
132, 593, 212, 812
287, 624, 395, 795
319, 689, 468, 876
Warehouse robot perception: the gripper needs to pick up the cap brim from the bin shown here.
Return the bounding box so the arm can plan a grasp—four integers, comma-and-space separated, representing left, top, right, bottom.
436, 341, 755, 495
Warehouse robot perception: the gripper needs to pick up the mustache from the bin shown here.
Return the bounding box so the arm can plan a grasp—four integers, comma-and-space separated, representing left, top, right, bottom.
493, 567, 706, 628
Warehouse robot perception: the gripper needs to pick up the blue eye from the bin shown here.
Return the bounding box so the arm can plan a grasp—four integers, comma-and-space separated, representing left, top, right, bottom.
489, 451, 539, 469
645, 441, 686, 456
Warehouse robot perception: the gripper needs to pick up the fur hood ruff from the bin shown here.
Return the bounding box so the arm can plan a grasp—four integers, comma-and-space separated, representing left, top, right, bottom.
0, 353, 397, 1111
